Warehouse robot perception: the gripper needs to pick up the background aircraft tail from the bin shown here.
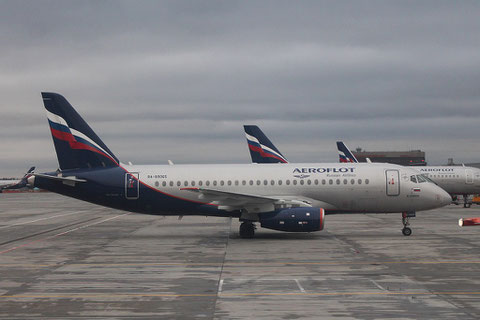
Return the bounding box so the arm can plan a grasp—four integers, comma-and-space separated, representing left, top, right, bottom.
42, 92, 119, 170
243, 125, 288, 163
337, 141, 358, 163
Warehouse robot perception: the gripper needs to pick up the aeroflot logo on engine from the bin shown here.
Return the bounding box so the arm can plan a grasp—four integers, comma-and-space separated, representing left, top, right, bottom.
293, 167, 356, 174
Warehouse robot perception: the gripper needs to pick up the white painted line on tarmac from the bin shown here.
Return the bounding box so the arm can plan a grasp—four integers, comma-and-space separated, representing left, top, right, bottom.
295, 279, 306, 293
218, 279, 224, 293
0, 212, 130, 254
370, 279, 386, 291
0, 211, 85, 229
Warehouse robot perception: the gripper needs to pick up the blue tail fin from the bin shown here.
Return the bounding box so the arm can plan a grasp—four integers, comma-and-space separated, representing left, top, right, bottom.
243, 125, 288, 164
42, 92, 119, 170
336, 141, 358, 163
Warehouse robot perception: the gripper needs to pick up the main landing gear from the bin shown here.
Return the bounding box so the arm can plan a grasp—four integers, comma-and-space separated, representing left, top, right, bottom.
401, 212, 415, 236
239, 221, 255, 238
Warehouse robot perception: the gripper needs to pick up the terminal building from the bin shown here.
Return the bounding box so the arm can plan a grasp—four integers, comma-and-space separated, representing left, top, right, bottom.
352, 148, 426, 166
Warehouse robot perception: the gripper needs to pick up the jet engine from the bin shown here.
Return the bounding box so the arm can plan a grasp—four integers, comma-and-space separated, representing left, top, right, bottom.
259, 207, 325, 232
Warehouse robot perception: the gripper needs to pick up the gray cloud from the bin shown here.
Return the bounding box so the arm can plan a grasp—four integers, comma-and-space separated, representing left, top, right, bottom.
1, 1, 480, 176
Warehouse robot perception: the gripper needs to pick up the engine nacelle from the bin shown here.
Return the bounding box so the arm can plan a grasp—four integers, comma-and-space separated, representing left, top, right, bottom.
259, 208, 325, 232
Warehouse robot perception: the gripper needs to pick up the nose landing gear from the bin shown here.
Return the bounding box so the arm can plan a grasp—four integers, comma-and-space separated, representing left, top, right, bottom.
402, 211, 415, 236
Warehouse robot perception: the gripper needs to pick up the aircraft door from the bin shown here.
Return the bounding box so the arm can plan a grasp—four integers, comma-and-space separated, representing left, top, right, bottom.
466, 169, 474, 184
386, 170, 400, 196
125, 172, 139, 199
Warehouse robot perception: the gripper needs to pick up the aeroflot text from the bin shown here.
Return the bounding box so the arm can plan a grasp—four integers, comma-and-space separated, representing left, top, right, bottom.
293, 167, 355, 174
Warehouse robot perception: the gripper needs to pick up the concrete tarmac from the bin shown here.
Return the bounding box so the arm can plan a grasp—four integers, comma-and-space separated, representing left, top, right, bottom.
0, 193, 479, 319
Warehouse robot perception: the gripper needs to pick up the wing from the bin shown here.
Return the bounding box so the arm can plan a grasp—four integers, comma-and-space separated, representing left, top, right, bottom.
180, 187, 313, 213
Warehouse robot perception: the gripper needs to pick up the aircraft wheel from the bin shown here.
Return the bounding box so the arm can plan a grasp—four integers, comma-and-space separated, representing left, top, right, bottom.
402, 227, 412, 236
240, 222, 255, 238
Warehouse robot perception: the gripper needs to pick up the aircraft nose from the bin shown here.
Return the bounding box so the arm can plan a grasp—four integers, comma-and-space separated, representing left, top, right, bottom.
436, 188, 452, 207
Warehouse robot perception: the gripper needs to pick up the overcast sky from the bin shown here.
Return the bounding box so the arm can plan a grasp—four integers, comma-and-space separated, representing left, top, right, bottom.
1, 0, 480, 176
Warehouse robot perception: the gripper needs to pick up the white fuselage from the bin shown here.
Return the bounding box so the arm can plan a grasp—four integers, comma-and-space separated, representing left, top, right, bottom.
124, 162, 451, 214
417, 166, 480, 195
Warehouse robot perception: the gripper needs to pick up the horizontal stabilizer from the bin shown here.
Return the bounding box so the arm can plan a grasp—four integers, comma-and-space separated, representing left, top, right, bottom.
32, 173, 86, 187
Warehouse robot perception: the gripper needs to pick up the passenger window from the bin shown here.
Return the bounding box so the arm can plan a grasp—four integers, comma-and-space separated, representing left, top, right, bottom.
336, 179, 340, 185
235, 180, 239, 186
365, 179, 369, 184
358, 179, 362, 184
177, 181, 181, 187
213, 181, 217, 186
410, 175, 417, 183
351, 179, 355, 185
191, 181, 195, 186
162, 181, 167, 187
329, 179, 333, 185
228, 180, 232, 186
293, 180, 298, 185
206, 181, 210, 186
184, 181, 188, 186
314, 179, 319, 185
286, 180, 290, 185
300, 180, 304, 185
155, 181, 159, 187
307, 180, 311, 185
198, 181, 203, 186
220, 180, 225, 186
256, 180, 261, 185
242, 180, 246, 185
264, 180, 268, 185
271, 180, 275, 185
249, 180, 254, 185
343, 179, 348, 184
278, 180, 283, 185
322, 179, 326, 185
169, 181, 174, 187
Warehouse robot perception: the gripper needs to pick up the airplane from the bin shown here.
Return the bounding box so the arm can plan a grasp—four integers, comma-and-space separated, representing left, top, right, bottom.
25, 93, 450, 238
0, 180, 20, 188
336, 142, 480, 208
0, 167, 35, 192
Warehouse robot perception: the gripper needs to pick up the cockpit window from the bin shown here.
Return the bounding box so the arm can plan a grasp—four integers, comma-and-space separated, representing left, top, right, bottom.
410, 175, 417, 183
421, 174, 438, 185
416, 175, 427, 183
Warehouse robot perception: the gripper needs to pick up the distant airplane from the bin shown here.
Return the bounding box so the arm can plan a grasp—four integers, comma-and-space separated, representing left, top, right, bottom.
336, 142, 480, 208
0, 167, 35, 192
26, 93, 450, 238
0, 180, 20, 188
